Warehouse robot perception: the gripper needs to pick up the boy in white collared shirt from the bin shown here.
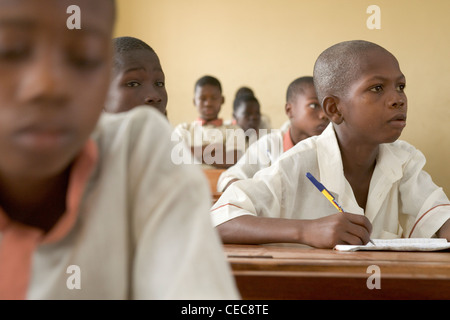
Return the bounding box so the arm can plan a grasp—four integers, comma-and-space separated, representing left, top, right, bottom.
173, 75, 242, 169
216, 76, 329, 192
211, 40, 450, 248
0, 0, 239, 300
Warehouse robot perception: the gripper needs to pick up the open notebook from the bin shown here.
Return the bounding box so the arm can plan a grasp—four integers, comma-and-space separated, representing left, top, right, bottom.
334, 238, 450, 252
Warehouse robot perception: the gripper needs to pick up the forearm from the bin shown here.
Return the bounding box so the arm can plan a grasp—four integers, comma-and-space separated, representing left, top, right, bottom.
216, 215, 305, 244
215, 212, 373, 248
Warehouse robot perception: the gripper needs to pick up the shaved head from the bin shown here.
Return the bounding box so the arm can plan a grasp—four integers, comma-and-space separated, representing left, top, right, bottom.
313, 40, 395, 104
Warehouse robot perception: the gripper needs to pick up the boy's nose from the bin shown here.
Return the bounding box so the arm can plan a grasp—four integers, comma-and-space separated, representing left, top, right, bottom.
390, 98, 405, 108
317, 107, 327, 120
145, 93, 162, 106
387, 91, 406, 109
18, 51, 67, 106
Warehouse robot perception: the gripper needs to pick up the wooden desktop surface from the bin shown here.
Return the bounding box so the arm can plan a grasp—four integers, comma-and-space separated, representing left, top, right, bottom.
224, 244, 450, 300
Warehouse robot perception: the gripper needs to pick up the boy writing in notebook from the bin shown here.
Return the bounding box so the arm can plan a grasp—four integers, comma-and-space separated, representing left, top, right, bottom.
217, 76, 329, 192
211, 40, 450, 248
173, 75, 242, 169
0, 0, 239, 299
105, 36, 168, 117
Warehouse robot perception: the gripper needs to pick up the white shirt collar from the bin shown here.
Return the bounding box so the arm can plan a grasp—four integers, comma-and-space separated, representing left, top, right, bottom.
315, 123, 411, 218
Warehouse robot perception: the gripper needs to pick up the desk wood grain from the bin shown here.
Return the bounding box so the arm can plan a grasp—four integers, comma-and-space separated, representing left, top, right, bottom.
224, 244, 450, 300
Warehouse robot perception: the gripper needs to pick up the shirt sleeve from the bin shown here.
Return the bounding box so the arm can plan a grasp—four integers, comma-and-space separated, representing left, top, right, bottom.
211, 151, 299, 227
398, 147, 450, 238
217, 134, 274, 192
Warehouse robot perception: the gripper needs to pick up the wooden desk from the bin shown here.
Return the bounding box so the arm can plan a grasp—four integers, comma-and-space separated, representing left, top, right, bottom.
202, 169, 224, 205
224, 244, 450, 300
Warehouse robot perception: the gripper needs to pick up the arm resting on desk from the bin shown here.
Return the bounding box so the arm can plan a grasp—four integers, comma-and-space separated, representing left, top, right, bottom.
216, 213, 372, 249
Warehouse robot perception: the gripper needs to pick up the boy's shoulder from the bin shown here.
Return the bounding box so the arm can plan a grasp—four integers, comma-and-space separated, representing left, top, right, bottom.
97, 105, 169, 131
94, 106, 172, 148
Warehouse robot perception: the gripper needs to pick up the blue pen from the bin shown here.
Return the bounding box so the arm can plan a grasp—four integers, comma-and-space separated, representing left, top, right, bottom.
306, 172, 375, 245
306, 172, 344, 212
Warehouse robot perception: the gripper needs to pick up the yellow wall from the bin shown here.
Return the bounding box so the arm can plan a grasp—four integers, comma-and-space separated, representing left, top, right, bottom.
114, 0, 450, 195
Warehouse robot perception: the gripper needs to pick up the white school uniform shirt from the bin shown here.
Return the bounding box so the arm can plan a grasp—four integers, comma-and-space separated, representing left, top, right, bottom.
173, 118, 241, 149
211, 124, 450, 239
1, 107, 240, 300
216, 128, 293, 192
172, 118, 244, 170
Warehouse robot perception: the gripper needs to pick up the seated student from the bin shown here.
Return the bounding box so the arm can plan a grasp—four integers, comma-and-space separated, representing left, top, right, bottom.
0, 0, 239, 300
104, 36, 168, 117
173, 75, 242, 169
217, 76, 329, 192
230, 86, 271, 130
211, 40, 450, 248
231, 95, 264, 146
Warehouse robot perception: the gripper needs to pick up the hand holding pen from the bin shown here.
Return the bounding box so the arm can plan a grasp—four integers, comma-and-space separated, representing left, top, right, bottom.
306, 172, 375, 246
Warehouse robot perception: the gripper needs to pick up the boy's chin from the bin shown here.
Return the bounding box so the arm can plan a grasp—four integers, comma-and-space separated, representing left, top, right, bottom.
382, 130, 404, 144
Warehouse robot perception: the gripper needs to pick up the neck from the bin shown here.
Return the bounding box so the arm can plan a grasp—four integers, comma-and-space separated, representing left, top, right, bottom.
289, 126, 310, 145
334, 127, 379, 176
340, 142, 378, 176
0, 168, 71, 232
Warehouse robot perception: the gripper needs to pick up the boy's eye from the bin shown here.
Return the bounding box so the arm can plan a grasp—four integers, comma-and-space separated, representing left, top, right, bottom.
397, 84, 406, 92
0, 30, 31, 63
69, 55, 102, 69
370, 85, 383, 93
127, 81, 141, 87
155, 81, 165, 87
0, 46, 30, 62
309, 103, 320, 109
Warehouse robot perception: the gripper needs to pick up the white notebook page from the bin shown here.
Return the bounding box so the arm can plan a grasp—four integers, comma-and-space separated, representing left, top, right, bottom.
334, 238, 450, 252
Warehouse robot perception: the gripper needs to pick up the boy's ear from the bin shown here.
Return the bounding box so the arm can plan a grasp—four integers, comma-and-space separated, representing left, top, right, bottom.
285, 102, 292, 118
221, 95, 225, 105
322, 95, 343, 124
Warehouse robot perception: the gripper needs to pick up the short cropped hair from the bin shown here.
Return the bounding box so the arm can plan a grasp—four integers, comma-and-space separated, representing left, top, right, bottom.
286, 76, 314, 103
194, 75, 222, 93
313, 40, 391, 104
112, 36, 156, 70
233, 95, 260, 112
113, 36, 155, 55
235, 87, 255, 99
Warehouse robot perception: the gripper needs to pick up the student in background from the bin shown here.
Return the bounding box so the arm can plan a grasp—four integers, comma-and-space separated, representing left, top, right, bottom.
0, 0, 239, 300
230, 86, 271, 130
211, 40, 450, 248
230, 95, 264, 148
232, 94, 262, 136
173, 75, 242, 169
217, 76, 329, 192
105, 36, 168, 117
